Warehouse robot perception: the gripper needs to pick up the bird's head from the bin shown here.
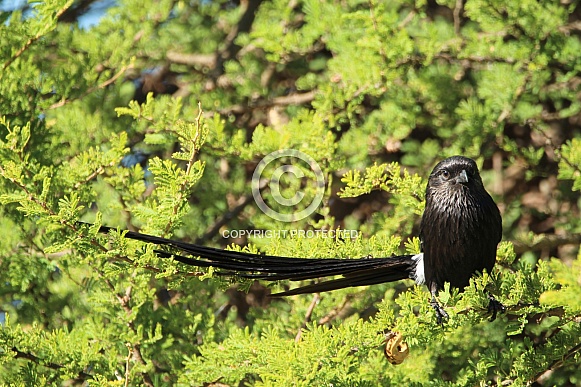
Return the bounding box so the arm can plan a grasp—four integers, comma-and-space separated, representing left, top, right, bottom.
427, 156, 483, 192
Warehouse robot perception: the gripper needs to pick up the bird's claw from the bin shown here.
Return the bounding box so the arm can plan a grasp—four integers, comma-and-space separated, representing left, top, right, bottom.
487, 294, 506, 322
430, 299, 449, 325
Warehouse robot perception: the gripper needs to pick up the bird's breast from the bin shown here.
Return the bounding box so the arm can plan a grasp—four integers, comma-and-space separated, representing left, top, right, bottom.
421, 190, 500, 289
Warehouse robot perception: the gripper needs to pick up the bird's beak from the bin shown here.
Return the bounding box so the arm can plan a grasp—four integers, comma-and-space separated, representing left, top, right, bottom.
456, 170, 469, 184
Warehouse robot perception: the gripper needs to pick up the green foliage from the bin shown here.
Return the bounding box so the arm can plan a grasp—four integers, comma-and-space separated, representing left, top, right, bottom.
558, 138, 581, 191
540, 251, 581, 313
1, 0, 580, 385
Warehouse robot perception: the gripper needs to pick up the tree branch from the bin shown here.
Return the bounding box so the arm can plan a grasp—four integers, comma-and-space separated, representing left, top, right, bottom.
531, 341, 581, 384
48, 63, 134, 110
295, 294, 320, 342
453, 0, 463, 35
1, 3, 71, 73
12, 347, 93, 381
217, 90, 316, 115
214, 0, 265, 74
195, 194, 255, 244
166, 51, 216, 68
512, 234, 581, 255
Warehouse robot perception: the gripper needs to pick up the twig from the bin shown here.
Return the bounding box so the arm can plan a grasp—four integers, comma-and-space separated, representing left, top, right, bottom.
74, 166, 105, 189
318, 295, 354, 325
531, 342, 581, 384
453, 0, 463, 35
12, 347, 93, 381
48, 63, 134, 110
397, 9, 417, 29
214, 0, 264, 74
166, 51, 215, 67
0, 164, 59, 218
90, 264, 154, 387
195, 194, 255, 244
295, 294, 320, 342
528, 120, 580, 177
1, 2, 72, 73
558, 21, 581, 34
217, 91, 316, 115
272, 90, 317, 106
495, 69, 532, 128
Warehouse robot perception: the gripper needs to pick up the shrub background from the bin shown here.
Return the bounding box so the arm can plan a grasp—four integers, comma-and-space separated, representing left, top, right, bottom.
1, 0, 580, 385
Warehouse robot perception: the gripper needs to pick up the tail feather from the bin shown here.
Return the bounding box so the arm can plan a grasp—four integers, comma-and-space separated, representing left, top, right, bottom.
157, 250, 414, 282
271, 265, 413, 296
86, 223, 415, 294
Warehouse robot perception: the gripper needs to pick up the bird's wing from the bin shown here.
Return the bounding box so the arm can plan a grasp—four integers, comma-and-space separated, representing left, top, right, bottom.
88, 223, 415, 294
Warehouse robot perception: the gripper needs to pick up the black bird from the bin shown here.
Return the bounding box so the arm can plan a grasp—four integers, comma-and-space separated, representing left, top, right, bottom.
85, 156, 504, 322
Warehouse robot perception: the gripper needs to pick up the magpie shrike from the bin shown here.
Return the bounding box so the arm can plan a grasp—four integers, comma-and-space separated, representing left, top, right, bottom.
85, 156, 504, 322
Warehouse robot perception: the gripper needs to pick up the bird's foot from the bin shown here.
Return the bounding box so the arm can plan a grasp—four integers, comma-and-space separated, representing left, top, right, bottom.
487, 293, 506, 322
430, 299, 449, 325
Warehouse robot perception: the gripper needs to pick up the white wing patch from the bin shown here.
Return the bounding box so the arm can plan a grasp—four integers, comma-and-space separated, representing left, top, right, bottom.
412, 253, 425, 284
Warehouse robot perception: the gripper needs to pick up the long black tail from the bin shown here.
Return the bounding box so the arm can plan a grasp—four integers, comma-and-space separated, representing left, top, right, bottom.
84, 223, 415, 296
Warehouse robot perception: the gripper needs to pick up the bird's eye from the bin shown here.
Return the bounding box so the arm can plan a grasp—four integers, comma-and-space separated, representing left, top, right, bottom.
441, 170, 450, 179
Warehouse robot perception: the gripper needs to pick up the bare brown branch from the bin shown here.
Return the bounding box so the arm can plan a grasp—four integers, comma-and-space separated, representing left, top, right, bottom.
513, 234, 581, 255
166, 51, 216, 68
295, 294, 320, 342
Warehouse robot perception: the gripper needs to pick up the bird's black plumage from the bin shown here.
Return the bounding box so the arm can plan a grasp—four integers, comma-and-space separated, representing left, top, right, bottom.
85, 155, 503, 321
418, 156, 503, 321
421, 156, 502, 290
